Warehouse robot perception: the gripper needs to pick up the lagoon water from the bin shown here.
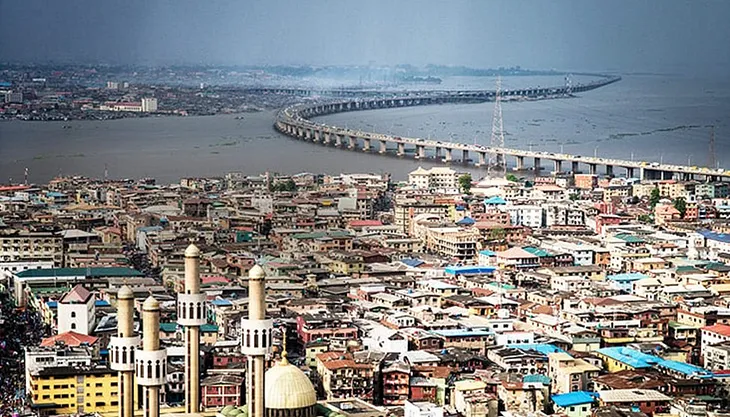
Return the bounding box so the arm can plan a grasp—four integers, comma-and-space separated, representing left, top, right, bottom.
1, 74, 729, 184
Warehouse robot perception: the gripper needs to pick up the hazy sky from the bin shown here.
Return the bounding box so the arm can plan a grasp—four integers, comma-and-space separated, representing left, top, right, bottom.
1, 0, 729, 75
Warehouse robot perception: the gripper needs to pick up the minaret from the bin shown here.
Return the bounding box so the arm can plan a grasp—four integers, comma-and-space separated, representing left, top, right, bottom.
241, 265, 273, 417
109, 286, 140, 417
178, 244, 205, 413
136, 296, 167, 417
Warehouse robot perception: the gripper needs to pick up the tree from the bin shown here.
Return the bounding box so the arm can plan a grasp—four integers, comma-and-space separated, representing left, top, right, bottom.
649, 188, 661, 209
673, 197, 687, 218
638, 214, 653, 224
506, 174, 519, 182
458, 174, 473, 195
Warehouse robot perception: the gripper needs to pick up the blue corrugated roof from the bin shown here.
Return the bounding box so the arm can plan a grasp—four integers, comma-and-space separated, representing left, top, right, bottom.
484, 196, 507, 205
401, 258, 425, 268
444, 266, 496, 275
456, 216, 475, 225
523, 374, 551, 384
700, 229, 730, 244
46, 301, 58, 308
509, 344, 568, 356
596, 347, 713, 377
552, 392, 597, 407
607, 273, 648, 282
211, 299, 233, 306
479, 250, 496, 256
95, 300, 110, 307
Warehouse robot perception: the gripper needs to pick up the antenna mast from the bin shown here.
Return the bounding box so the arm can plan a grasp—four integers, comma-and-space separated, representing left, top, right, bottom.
488, 76, 506, 178
709, 125, 717, 169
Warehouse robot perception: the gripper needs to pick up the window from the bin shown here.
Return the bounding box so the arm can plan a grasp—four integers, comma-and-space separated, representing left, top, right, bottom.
71, 323, 76, 330
71, 312, 76, 318
569, 407, 575, 412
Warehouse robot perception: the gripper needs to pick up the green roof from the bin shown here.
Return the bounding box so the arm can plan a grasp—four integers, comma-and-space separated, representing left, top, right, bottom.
160, 322, 178, 333
523, 246, 550, 257
31, 286, 71, 294
668, 320, 700, 329
615, 233, 645, 243
16, 267, 144, 279
676, 265, 702, 274
487, 282, 516, 290
201, 324, 219, 333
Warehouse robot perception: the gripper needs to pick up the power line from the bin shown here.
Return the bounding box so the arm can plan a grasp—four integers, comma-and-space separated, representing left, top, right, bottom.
488, 76, 506, 178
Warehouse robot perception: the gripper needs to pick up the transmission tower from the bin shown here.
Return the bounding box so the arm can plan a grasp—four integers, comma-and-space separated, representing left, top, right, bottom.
709, 125, 717, 169
488, 76, 506, 178
565, 74, 573, 96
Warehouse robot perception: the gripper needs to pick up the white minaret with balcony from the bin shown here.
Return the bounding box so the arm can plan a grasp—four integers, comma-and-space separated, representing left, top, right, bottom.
109, 285, 140, 417
241, 265, 273, 417
136, 296, 167, 417
178, 244, 206, 413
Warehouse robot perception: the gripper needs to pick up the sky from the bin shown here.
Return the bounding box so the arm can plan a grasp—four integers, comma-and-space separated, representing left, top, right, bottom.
1, 0, 729, 75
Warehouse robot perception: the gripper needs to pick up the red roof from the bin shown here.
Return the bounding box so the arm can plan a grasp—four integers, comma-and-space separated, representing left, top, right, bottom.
702, 324, 730, 337
41, 331, 98, 347
0, 185, 30, 192
349, 220, 383, 227
60, 284, 92, 303
202, 275, 230, 285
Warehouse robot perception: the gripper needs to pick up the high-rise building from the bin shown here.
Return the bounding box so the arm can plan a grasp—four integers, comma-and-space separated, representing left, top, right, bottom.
178, 244, 206, 413
141, 98, 158, 112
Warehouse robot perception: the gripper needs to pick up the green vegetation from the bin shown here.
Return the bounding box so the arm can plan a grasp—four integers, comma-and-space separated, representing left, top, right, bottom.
506, 174, 520, 182
270, 179, 296, 192
673, 197, 687, 218
649, 188, 661, 209
458, 174, 473, 195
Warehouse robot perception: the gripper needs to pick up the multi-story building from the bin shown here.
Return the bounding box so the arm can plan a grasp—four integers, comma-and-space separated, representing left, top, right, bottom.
408, 167, 458, 190
57, 285, 96, 335
25, 346, 117, 415
394, 196, 454, 235
0, 229, 63, 267
548, 352, 600, 394
424, 227, 479, 260
201, 374, 244, 408
316, 351, 375, 400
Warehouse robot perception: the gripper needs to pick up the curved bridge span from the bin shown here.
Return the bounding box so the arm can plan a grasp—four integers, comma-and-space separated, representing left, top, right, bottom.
272, 76, 729, 181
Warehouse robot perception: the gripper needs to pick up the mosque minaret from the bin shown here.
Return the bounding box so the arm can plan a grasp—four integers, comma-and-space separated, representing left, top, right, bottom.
136, 296, 167, 417
241, 265, 273, 417
109, 286, 140, 417
178, 244, 206, 413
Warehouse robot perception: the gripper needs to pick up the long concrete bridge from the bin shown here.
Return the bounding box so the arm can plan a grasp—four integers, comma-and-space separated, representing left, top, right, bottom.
271, 76, 729, 181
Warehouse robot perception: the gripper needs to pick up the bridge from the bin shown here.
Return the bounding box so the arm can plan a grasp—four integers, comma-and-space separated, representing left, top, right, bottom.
271, 76, 729, 181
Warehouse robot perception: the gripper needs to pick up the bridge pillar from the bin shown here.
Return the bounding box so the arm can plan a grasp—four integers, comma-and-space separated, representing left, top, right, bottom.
435, 147, 442, 159
363, 138, 371, 152
379, 141, 387, 154
306, 129, 313, 140
462, 150, 469, 163
478, 152, 487, 167
313, 130, 320, 143
416, 145, 426, 159
606, 165, 614, 177
588, 164, 597, 175
348, 136, 356, 150
534, 157, 541, 171
397, 142, 405, 156
323, 132, 331, 145
443, 149, 452, 162
626, 167, 634, 178
572, 161, 579, 173
335, 134, 343, 147
553, 160, 562, 173
515, 156, 524, 171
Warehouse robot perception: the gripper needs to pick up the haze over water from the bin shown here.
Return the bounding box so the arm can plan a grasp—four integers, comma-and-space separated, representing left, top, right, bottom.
1, 74, 728, 184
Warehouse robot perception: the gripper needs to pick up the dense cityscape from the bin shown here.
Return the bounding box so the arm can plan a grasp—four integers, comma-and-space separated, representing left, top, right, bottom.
2, 159, 730, 417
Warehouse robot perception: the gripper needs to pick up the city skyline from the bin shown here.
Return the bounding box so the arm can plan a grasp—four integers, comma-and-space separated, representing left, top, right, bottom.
1, 0, 730, 76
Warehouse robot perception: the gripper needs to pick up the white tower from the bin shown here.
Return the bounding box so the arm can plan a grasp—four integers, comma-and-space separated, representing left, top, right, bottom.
136, 296, 167, 417
241, 265, 273, 417
178, 244, 206, 413
109, 286, 140, 417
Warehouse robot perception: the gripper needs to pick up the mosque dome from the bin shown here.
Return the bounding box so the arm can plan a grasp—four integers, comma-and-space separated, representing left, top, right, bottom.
264, 355, 317, 415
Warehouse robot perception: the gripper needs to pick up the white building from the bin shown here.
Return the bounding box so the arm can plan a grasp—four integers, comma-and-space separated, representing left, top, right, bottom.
408, 167, 458, 190
405, 401, 443, 417
141, 97, 158, 112
57, 285, 96, 335
502, 205, 543, 228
